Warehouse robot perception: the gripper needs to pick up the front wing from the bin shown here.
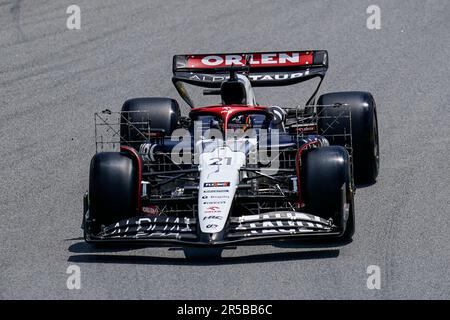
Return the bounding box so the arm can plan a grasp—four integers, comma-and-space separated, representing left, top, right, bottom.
84, 210, 348, 246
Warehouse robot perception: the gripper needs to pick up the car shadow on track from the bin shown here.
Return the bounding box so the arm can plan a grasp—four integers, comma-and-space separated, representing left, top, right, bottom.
355, 181, 377, 189
67, 239, 347, 266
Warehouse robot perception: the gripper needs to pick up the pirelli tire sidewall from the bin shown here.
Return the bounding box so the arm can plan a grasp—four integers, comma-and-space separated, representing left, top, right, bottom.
301, 146, 354, 237
88, 152, 138, 234
317, 91, 379, 185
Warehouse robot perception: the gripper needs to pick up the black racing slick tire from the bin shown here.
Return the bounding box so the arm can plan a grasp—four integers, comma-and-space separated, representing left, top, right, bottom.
317, 91, 379, 185
120, 97, 180, 147
87, 152, 138, 234
302, 146, 355, 239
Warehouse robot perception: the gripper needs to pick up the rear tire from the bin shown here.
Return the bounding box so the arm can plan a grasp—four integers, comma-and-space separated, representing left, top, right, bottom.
87, 152, 138, 234
120, 97, 180, 147
317, 91, 379, 185
302, 146, 354, 239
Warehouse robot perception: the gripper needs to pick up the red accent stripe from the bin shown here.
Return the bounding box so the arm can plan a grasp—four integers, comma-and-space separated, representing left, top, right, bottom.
120, 146, 142, 213
295, 141, 321, 206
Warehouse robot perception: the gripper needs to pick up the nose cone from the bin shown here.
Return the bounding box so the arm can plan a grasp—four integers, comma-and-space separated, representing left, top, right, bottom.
198, 146, 246, 234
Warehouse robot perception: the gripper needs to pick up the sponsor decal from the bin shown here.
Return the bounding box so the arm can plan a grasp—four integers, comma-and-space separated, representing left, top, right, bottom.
203, 189, 229, 193
289, 123, 318, 135
248, 71, 309, 81
189, 70, 310, 83
203, 182, 230, 188
186, 52, 313, 69
203, 216, 223, 220
233, 221, 332, 236
205, 211, 221, 215
100, 216, 195, 238
230, 212, 334, 236
203, 201, 226, 205
142, 205, 159, 215
205, 206, 222, 214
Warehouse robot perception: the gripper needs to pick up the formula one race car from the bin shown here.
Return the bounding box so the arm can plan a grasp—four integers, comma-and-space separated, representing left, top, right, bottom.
83, 50, 379, 246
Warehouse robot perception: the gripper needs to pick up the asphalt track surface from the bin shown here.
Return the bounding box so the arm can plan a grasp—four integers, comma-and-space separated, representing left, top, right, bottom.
0, 0, 449, 299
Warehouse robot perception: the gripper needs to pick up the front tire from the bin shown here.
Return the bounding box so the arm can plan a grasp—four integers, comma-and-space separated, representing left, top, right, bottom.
87, 152, 138, 235
302, 146, 354, 239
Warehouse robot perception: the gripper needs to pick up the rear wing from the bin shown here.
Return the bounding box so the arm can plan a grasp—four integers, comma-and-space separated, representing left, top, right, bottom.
172, 50, 328, 107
